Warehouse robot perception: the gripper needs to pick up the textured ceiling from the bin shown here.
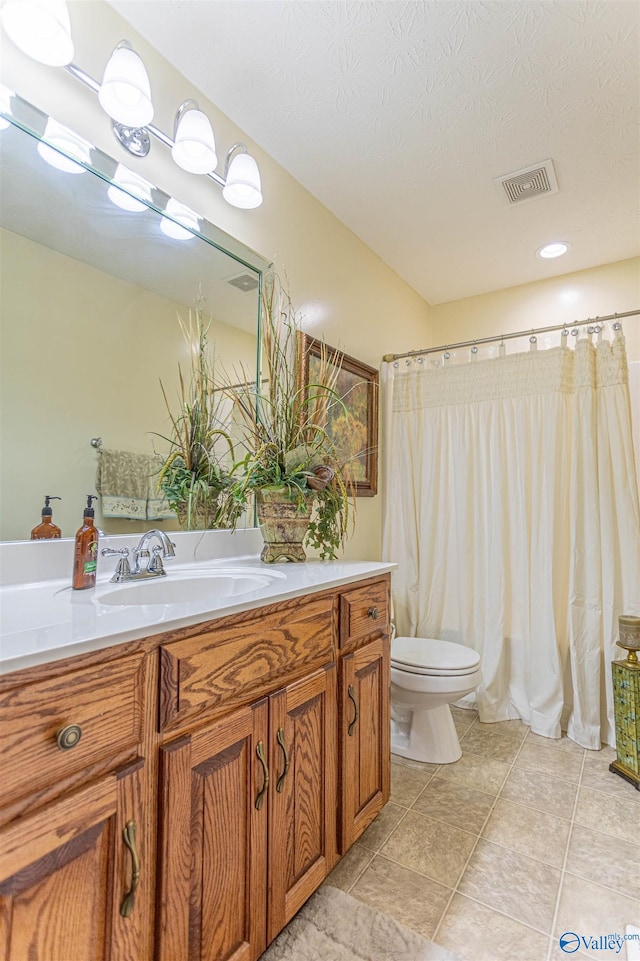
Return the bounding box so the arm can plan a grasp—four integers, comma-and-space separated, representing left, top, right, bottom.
109, 0, 640, 304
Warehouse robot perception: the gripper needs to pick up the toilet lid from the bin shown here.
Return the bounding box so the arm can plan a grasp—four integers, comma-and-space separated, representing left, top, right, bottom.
391, 637, 481, 676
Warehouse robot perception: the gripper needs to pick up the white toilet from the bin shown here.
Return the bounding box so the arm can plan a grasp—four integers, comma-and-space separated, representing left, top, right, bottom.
391, 636, 482, 764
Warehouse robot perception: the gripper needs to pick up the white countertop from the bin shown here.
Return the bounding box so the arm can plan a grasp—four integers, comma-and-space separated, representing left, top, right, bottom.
0, 550, 395, 675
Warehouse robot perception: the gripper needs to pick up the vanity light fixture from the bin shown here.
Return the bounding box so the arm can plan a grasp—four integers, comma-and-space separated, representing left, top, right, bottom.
98, 40, 153, 128
0, 0, 73, 66
222, 144, 263, 209
537, 241, 570, 259
37, 117, 92, 173
0, 1, 264, 208
160, 198, 199, 240
107, 164, 154, 212
171, 99, 217, 175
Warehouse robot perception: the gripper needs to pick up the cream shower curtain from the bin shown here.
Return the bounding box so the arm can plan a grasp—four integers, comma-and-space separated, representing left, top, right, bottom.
382, 331, 640, 749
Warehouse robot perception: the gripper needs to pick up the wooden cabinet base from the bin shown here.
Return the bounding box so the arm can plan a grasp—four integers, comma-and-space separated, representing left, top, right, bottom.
0, 574, 390, 961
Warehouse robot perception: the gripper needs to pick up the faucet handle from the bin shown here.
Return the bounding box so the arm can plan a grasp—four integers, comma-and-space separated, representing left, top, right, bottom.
101, 547, 131, 583
147, 545, 166, 575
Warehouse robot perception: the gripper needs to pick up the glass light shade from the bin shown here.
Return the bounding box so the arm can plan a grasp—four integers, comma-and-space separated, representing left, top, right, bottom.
37, 118, 91, 173
537, 241, 570, 259
222, 152, 263, 209
107, 164, 153, 212
160, 198, 199, 241
172, 108, 217, 174
98, 45, 153, 127
0, 0, 73, 66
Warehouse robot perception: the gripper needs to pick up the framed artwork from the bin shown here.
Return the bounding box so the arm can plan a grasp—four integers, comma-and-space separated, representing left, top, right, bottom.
297, 333, 379, 496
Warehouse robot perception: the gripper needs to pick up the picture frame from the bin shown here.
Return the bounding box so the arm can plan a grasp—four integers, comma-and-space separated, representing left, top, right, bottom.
297, 333, 379, 497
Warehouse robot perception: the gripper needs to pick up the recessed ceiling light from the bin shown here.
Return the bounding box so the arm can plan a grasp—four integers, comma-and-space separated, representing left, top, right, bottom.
537, 241, 570, 259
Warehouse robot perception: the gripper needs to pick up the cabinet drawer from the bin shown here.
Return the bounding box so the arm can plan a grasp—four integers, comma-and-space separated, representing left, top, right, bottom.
159, 593, 335, 729
339, 578, 390, 650
0, 653, 145, 807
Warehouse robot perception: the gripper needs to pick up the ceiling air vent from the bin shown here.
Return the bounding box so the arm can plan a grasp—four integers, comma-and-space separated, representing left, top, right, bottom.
226, 272, 259, 293
494, 159, 558, 205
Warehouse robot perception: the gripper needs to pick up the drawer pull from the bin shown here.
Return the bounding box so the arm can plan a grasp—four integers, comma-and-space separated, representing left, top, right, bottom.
276, 728, 290, 793
120, 820, 140, 918
255, 741, 269, 810
347, 684, 359, 736
56, 724, 83, 751
367, 607, 380, 620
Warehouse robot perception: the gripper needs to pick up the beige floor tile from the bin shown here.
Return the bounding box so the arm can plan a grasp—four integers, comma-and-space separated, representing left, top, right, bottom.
581, 751, 640, 801
380, 810, 477, 888
350, 855, 452, 940
554, 874, 640, 961
500, 767, 578, 819
436, 751, 511, 795
412, 776, 495, 834
472, 718, 529, 741
389, 760, 435, 807
458, 838, 561, 933
481, 798, 570, 867
390, 754, 441, 775
460, 724, 525, 762
357, 802, 407, 852
525, 732, 586, 756
323, 843, 373, 892
450, 706, 479, 727
574, 785, 640, 842
548, 940, 592, 960
565, 824, 640, 900
515, 742, 583, 783
436, 894, 551, 961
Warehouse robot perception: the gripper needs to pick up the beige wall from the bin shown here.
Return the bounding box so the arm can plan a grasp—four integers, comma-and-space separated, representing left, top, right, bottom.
429, 257, 640, 362
0, 0, 431, 560
0, 228, 257, 540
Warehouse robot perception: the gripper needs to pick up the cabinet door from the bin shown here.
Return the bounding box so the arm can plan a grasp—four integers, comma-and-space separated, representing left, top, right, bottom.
267, 665, 337, 942
340, 637, 390, 853
156, 701, 268, 961
0, 760, 146, 961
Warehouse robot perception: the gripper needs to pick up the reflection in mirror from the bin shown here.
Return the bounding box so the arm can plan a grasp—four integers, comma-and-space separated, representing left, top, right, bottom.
0, 93, 269, 541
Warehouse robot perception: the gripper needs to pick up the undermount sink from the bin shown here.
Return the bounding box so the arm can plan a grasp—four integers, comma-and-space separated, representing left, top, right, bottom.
97, 568, 285, 607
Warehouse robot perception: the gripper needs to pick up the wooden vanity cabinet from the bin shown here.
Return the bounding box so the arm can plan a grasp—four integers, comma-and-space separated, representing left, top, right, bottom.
0, 573, 390, 961
0, 650, 151, 961
0, 760, 146, 961
338, 579, 391, 853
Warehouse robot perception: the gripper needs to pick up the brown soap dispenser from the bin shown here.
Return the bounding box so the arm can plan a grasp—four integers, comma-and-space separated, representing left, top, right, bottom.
72, 495, 99, 590
31, 495, 62, 539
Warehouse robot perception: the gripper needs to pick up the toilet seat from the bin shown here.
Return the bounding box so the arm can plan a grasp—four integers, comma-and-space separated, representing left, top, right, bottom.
391, 636, 481, 677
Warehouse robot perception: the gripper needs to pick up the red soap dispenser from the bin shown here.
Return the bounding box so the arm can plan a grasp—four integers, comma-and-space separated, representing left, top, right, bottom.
31, 495, 62, 539
72, 495, 99, 590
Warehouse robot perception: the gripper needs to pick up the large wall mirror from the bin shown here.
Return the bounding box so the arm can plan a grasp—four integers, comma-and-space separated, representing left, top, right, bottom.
0, 92, 270, 542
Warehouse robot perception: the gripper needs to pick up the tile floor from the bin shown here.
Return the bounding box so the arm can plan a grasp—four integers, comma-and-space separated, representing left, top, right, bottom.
325, 708, 640, 961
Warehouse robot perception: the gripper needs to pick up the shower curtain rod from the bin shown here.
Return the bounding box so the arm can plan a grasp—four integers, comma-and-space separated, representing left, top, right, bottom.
381, 308, 640, 363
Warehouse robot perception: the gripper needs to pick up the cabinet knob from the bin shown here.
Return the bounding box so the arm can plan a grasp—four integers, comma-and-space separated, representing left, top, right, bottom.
56, 724, 82, 751
367, 607, 379, 620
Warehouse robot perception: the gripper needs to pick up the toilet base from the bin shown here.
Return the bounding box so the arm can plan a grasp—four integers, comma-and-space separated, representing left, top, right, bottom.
391, 702, 462, 764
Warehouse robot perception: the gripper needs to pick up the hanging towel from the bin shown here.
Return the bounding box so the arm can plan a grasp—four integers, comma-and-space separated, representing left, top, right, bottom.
96, 449, 174, 521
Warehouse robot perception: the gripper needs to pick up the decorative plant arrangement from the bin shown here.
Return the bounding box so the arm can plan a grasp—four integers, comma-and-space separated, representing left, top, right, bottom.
223, 273, 355, 561
156, 305, 242, 530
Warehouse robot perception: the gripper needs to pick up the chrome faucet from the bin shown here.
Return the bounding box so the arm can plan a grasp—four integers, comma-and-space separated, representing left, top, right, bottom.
131, 529, 176, 577
101, 530, 176, 583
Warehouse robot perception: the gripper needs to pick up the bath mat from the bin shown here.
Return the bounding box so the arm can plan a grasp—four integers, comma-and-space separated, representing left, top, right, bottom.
260, 884, 460, 961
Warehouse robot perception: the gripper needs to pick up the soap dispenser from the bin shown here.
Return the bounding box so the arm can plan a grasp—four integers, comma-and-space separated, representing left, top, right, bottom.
31, 495, 62, 539
72, 495, 99, 590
